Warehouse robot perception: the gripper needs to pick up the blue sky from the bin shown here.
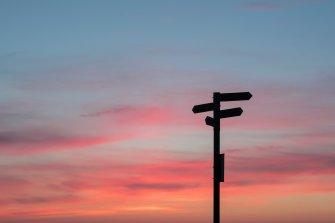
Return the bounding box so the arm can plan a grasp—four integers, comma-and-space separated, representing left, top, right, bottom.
2, 0, 334, 79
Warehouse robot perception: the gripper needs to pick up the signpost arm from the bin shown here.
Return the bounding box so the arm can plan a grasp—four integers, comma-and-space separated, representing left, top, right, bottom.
213, 92, 221, 223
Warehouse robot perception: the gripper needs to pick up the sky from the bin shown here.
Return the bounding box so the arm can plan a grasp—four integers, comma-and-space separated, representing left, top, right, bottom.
0, 0, 335, 222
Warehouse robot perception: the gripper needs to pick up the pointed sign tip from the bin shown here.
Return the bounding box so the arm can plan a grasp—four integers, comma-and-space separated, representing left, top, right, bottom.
219, 92, 253, 101
247, 92, 253, 99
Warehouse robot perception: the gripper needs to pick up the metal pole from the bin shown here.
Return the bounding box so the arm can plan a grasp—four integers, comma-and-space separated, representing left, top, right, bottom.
213, 92, 221, 223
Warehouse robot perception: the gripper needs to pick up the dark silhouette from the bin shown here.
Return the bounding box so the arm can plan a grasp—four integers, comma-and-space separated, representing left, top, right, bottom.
192, 92, 252, 223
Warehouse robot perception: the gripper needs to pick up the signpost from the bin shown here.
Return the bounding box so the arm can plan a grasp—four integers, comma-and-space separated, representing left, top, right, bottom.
192, 92, 252, 223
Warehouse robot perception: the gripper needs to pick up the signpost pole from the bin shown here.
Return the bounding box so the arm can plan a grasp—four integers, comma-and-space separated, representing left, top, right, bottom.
213, 92, 220, 223
192, 91, 252, 223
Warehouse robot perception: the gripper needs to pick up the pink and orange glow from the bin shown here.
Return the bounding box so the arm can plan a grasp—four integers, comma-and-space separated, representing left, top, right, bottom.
1, 1, 335, 223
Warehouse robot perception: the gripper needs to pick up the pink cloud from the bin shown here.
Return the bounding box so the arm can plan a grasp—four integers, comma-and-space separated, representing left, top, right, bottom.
0, 175, 30, 192
1, 146, 334, 219
6, 148, 334, 194
81, 105, 174, 126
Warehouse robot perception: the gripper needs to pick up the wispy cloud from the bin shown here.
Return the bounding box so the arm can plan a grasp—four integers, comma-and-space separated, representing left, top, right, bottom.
1, 145, 334, 219
126, 183, 198, 191
81, 105, 133, 117
81, 105, 175, 127
13, 195, 80, 205
0, 175, 30, 191
0, 129, 128, 153
229, 151, 335, 177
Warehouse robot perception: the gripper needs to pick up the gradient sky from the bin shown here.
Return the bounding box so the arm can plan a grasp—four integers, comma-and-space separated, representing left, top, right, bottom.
1, 0, 335, 223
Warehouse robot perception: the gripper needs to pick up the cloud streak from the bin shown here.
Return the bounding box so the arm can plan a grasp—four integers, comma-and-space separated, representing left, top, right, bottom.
81, 105, 174, 126
0, 129, 129, 153
1, 145, 334, 220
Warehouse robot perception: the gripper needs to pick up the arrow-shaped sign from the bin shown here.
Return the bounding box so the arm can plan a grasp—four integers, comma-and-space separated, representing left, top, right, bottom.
219, 92, 252, 101
220, 107, 243, 118
192, 102, 214, 113
205, 107, 243, 126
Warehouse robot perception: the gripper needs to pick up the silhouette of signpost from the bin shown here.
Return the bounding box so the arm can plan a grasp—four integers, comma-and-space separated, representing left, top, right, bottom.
192, 92, 252, 223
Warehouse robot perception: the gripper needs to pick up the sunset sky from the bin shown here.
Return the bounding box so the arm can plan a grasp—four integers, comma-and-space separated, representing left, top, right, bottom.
1, 1, 335, 223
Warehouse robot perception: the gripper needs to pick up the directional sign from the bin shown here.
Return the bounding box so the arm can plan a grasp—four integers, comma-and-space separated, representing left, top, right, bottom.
192, 103, 214, 113
219, 92, 252, 101
220, 107, 243, 118
192, 91, 252, 223
205, 108, 243, 126
205, 116, 214, 127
